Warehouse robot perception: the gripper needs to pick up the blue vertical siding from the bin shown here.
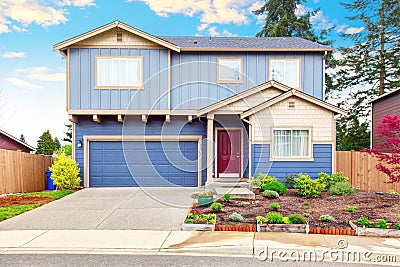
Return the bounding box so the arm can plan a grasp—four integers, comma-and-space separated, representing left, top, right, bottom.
75, 116, 207, 185
252, 144, 332, 180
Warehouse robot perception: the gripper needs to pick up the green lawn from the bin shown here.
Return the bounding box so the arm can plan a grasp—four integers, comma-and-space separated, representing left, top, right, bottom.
21, 190, 74, 200
0, 204, 40, 221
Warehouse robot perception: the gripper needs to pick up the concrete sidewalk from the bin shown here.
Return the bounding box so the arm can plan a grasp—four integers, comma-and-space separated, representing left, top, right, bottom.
0, 230, 399, 265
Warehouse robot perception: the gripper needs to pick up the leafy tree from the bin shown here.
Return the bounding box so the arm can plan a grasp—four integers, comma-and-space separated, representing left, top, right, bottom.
363, 114, 400, 183
19, 134, 26, 143
54, 137, 61, 150
336, 113, 370, 151
49, 153, 81, 189
62, 123, 72, 143
36, 130, 56, 156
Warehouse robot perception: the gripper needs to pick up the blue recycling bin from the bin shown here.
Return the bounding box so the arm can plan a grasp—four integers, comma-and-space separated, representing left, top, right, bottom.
46, 170, 56, 190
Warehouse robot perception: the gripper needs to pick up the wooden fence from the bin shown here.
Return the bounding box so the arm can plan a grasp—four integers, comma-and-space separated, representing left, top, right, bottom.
0, 149, 53, 194
336, 151, 400, 192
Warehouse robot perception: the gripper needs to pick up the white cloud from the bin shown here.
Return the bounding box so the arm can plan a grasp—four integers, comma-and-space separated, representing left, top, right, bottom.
222, 29, 238, 37
208, 27, 219, 37
7, 77, 42, 90
197, 23, 208, 31
1, 51, 26, 58
345, 27, 365, 35
249, 1, 266, 25
206, 27, 238, 37
310, 10, 335, 31
335, 24, 348, 33
313, 0, 320, 3
0, 0, 95, 34
15, 66, 66, 82
295, 4, 312, 16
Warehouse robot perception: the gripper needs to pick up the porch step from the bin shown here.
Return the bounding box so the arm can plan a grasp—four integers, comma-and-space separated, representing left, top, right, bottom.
214, 187, 255, 200
205, 182, 251, 191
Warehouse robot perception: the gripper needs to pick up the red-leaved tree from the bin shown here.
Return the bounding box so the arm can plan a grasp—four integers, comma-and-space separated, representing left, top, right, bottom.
363, 114, 400, 183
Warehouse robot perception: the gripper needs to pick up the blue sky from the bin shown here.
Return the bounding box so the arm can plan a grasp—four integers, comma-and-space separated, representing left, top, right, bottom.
0, 0, 364, 147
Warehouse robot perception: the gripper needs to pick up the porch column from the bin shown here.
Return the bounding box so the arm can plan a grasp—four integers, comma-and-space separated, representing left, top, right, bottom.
206, 114, 214, 183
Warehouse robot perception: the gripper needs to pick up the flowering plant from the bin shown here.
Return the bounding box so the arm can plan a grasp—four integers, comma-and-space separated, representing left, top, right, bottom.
197, 191, 213, 197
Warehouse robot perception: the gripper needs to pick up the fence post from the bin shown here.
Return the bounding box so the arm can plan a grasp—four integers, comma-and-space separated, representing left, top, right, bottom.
350, 150, 355, 187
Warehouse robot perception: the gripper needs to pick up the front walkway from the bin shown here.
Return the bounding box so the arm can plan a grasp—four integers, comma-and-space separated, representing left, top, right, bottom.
0, 188, 196, 230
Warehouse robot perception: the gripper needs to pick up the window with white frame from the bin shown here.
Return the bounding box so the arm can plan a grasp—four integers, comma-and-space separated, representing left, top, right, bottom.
270, 59, 300, 88
273, 129, 310, 158
218, 58, 242, 82
96, 56, 143, 88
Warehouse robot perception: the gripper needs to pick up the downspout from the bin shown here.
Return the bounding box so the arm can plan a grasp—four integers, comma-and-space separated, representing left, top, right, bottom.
323, 51, 327, 100
242, 117, 253, 179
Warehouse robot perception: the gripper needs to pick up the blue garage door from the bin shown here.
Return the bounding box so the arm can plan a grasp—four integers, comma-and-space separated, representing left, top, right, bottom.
89, 141, 198, 187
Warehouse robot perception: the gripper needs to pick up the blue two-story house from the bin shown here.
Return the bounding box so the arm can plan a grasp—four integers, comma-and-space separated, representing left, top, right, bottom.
54, 21, 346, 188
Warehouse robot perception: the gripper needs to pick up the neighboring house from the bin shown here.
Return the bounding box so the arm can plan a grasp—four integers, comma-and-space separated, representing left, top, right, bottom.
370, 88, 400, 152
54, 21, 346, 188
0, 129, 35, 153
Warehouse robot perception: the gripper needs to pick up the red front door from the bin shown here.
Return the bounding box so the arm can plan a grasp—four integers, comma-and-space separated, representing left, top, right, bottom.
217, 129, 241, 177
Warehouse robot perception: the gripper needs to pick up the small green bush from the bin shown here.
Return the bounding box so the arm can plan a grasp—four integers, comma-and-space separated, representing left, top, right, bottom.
293, 173, 326, 198
283, 174, 296, 189
375, 219, 390, 229
357, 217, 371, 228
319, 214, 335, 222
261, 181, 287, 195
228, 212, 244, 222
394, 222, 400, 230
270, 202, 280, 211
250, 173, 277, 188
303, 213, 310, 217
223, 193, 231, 202
387, 190, 400, 195
317, 172, 330, 188
256, 216, 267, 224
210, 202, 222, 212
347, 205, 358, 212
328, 182, 355, 196
266, 212, 283, 224
49, 153, 81, 190
329, 172, 350, 187
288, 214, 306, 224
303, 201, 310, 206
262, 190, 279, 199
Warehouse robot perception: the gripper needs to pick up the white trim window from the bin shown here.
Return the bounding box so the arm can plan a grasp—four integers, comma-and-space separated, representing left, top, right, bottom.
270, 59, 300, 88
96, 56, 143, 88
273, 129, 310, 158
217, 58, 242, 83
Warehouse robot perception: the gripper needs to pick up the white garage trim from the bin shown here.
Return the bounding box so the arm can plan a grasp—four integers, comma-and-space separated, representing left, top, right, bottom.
83, 135, 203, 187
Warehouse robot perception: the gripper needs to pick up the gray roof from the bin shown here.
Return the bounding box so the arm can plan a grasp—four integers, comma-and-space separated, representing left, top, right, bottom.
159, 36, 332, 50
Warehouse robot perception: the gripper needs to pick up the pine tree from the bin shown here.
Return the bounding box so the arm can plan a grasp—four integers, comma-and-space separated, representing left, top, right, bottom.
36, 130, 56, 156
54, 137, 61, 150
62, 123, 72, 143
19, 134, 26, 143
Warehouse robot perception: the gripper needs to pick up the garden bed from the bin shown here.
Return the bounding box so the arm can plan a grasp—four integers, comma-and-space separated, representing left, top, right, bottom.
193, 189, 400, 231
349, 220, 400, 237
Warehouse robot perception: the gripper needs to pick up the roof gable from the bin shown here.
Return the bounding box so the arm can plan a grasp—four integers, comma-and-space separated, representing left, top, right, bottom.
54, 21, 180, 52
0, 129, 35, 151
240, 89, 347, 118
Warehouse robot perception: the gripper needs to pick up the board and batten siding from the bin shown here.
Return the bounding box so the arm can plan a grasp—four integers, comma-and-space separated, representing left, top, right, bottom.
170, 51, 324, 110
74, 115, 207, 186
69, 48, 169, 110
372, 91, 400, 152
250, 96, 334, 143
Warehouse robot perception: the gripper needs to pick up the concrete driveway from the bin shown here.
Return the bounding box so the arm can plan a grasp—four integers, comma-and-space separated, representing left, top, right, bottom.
0, 187, 197, 230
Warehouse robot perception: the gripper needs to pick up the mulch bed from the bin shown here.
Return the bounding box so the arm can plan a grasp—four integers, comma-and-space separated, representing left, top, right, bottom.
0, 195, 53, 207
194, 189, 400, 229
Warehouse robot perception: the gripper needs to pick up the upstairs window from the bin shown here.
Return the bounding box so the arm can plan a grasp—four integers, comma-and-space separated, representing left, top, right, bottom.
96, 56, 143, 89
269, 59, 301, 89
217, 58, 243, 83
273, 129, 311, 158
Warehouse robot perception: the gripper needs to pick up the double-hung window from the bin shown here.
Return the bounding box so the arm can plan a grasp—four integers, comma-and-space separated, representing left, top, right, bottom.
269, 59, 301, 89
96, 56, 143, 89
273, 129, 311, 158
217, 58, 243, 83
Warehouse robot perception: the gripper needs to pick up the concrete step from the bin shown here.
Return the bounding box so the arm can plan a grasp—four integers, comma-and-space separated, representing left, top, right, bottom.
205, 181, 252, 191
214, 187, 255, 200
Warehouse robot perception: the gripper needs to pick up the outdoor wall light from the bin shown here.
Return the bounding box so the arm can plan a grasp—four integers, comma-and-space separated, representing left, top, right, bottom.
77, 140, 82, 148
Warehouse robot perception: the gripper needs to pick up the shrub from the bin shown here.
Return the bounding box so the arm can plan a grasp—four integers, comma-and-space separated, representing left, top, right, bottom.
303, 201, 310, 206
210, 202, 222, 212
303, 213, 311, 217
347, 205, 358, 212
293, 173, 326, 198
49, 153, 81, 190
288, 214, 306, 224
317, 172, 330, 188
262, 190, 279, 199
256, 216, 267, 224
270, 202, 280, 211
387, 190, 400, 195
266, 212, 283, 224
228, 212, 244, 222
223, 193, 231, 202
282, 217, 290, 224
250, 173, 277, 188
328, 182, 355, 196
375, 219, 390, 229
329, 172, 350, 187
262, 181, 287, 195
394, 222, 400, 230
319, 215, 335, 222
283, 174, 296, 189
357, 217, 371, 228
